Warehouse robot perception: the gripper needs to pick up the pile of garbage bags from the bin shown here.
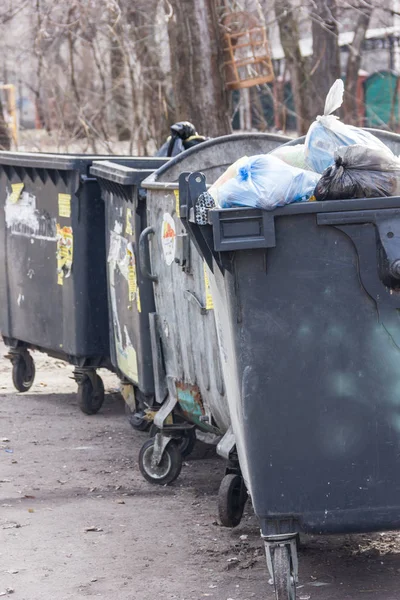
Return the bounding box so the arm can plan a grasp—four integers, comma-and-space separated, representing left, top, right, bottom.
210, 79, 400, 211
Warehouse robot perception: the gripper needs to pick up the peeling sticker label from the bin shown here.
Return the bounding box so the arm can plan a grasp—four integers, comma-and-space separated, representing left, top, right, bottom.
9, 183, 24, 204
136, 287, 141, 313
108, 230, 128, 266
5, 190, 57, 241
58, 193, 71, 218
56, 225, 73, 285
161, 213, 176, 266
108, 265, 139, 383
127, 247, 137, 302
203, 262, 214, 310
125, 208, 133, 236
174, 190, 180, 218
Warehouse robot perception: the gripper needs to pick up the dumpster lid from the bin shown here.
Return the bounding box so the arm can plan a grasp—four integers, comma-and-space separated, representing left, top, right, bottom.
0, 152, 167, 175
90, 159, 168, 185
141, 133, 293, 189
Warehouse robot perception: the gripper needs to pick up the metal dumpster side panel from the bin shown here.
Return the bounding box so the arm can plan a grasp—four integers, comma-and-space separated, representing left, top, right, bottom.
103, 184, 155, 395
209, 210, 400, 535
146, 187, 229, 430
0, 165, 109, 358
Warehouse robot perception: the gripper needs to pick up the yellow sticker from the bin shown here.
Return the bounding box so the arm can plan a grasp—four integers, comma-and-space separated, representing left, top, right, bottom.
128, 264, 137, 301
9, 183, 24, 204
136, 287, 141, 313
56, 225, 73, 285
203, 262, 214, 310
174, 189, 180, 218
126, 208, 133, 236
58, 193, 71, 218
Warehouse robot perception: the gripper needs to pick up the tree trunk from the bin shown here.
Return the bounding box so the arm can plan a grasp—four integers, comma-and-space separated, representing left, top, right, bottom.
167, 0, 231, 137
0, 98, 10, 150
310, 0, 341, 118
109, 12, 130, 142
342, 7, 372, 125
274, 0, 311, 135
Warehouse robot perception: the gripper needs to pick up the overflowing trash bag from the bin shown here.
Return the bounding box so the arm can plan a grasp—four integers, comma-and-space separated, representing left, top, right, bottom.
315, 145, 400, 201
208, 154, 320, 210
156, 121, 207, 157
305, 80, 392, 173
270, 144, 309, 170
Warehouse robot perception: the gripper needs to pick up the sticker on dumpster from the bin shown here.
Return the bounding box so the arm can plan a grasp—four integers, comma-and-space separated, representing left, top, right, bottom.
127, 243, 137, 302
9, 183, 24, 204
56, 225, 73, 285
203, 262, 214, 310
125, 208, 133, 236
161, 213, 176, 266
5, 189, 57, 241
58, 193, 71, 218
174, 190, 180, 218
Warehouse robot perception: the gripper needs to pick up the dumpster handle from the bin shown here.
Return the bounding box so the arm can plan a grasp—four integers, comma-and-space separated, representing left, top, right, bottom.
184, 290, 207, 315
139, 226, 158, 282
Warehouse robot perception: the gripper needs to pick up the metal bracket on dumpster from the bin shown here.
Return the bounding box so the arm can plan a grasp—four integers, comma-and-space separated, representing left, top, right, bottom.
179, 172, 220, 273
318, 208, 400, 347
317, 209, 400, 305
263, 535, 299, 585
184, 290, 207, 315
151, 432, 172, 468
153, 377, 179, 429
216, 426, 236, 460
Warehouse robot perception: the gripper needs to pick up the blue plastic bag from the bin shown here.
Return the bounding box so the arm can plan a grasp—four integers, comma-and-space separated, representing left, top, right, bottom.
305, 79, 392, 174
208, 154, 320, 211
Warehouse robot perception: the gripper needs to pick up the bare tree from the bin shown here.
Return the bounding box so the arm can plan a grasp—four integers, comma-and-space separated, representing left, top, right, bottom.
342, 5, 373, 124
166, 0, 232, 137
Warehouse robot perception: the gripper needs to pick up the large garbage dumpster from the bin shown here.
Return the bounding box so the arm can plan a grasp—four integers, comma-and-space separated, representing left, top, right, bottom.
136, 133, 291, 491
180, 133, 400, 598
89, 159, 167, 429
0, 152, 165, 415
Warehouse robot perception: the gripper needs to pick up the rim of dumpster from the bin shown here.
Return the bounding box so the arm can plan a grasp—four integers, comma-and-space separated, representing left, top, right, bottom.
0, 152, 166, 174
90, 158, 167, 185
142, 132, 293, 190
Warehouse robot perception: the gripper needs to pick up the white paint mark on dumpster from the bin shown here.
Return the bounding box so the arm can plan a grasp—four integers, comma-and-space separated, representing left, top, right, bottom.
114, 220, 123, 235
5, 189, 57, 241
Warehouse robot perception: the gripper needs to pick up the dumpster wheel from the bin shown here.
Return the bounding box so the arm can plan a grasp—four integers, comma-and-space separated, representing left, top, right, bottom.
271, 545, 296, 600
139, 438, 182, 485
77, 373, 105, 415
149, 424, 196, 458
218, 473, 247, 528
11, 352, 35, 393
126, 407, 151, 432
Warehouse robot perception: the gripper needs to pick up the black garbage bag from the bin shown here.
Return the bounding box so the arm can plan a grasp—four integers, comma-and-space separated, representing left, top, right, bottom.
315, 145, 400, 201
156, 121, 207, 157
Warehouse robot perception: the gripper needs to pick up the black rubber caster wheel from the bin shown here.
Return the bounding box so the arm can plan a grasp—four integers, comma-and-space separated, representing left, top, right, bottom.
272, 545, 296, 600
125, 406, 151, 431
77, 374, 105, 415
12, 352, 35, 393
218, 473, 247, 528
138, 438, 182, 485
149, 424, 196, 458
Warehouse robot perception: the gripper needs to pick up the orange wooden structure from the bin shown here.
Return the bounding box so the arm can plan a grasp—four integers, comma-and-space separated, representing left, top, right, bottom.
222, 10, 274, 90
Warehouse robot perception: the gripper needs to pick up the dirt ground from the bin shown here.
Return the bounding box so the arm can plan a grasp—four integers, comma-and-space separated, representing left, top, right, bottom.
1, 343, 400, 600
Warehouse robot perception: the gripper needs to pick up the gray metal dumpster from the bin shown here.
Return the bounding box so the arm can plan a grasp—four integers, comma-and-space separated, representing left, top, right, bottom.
180, 130, 400, 598
90, 159, 167, 430
0, 152, 162, 415
138, 133, 291, 490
